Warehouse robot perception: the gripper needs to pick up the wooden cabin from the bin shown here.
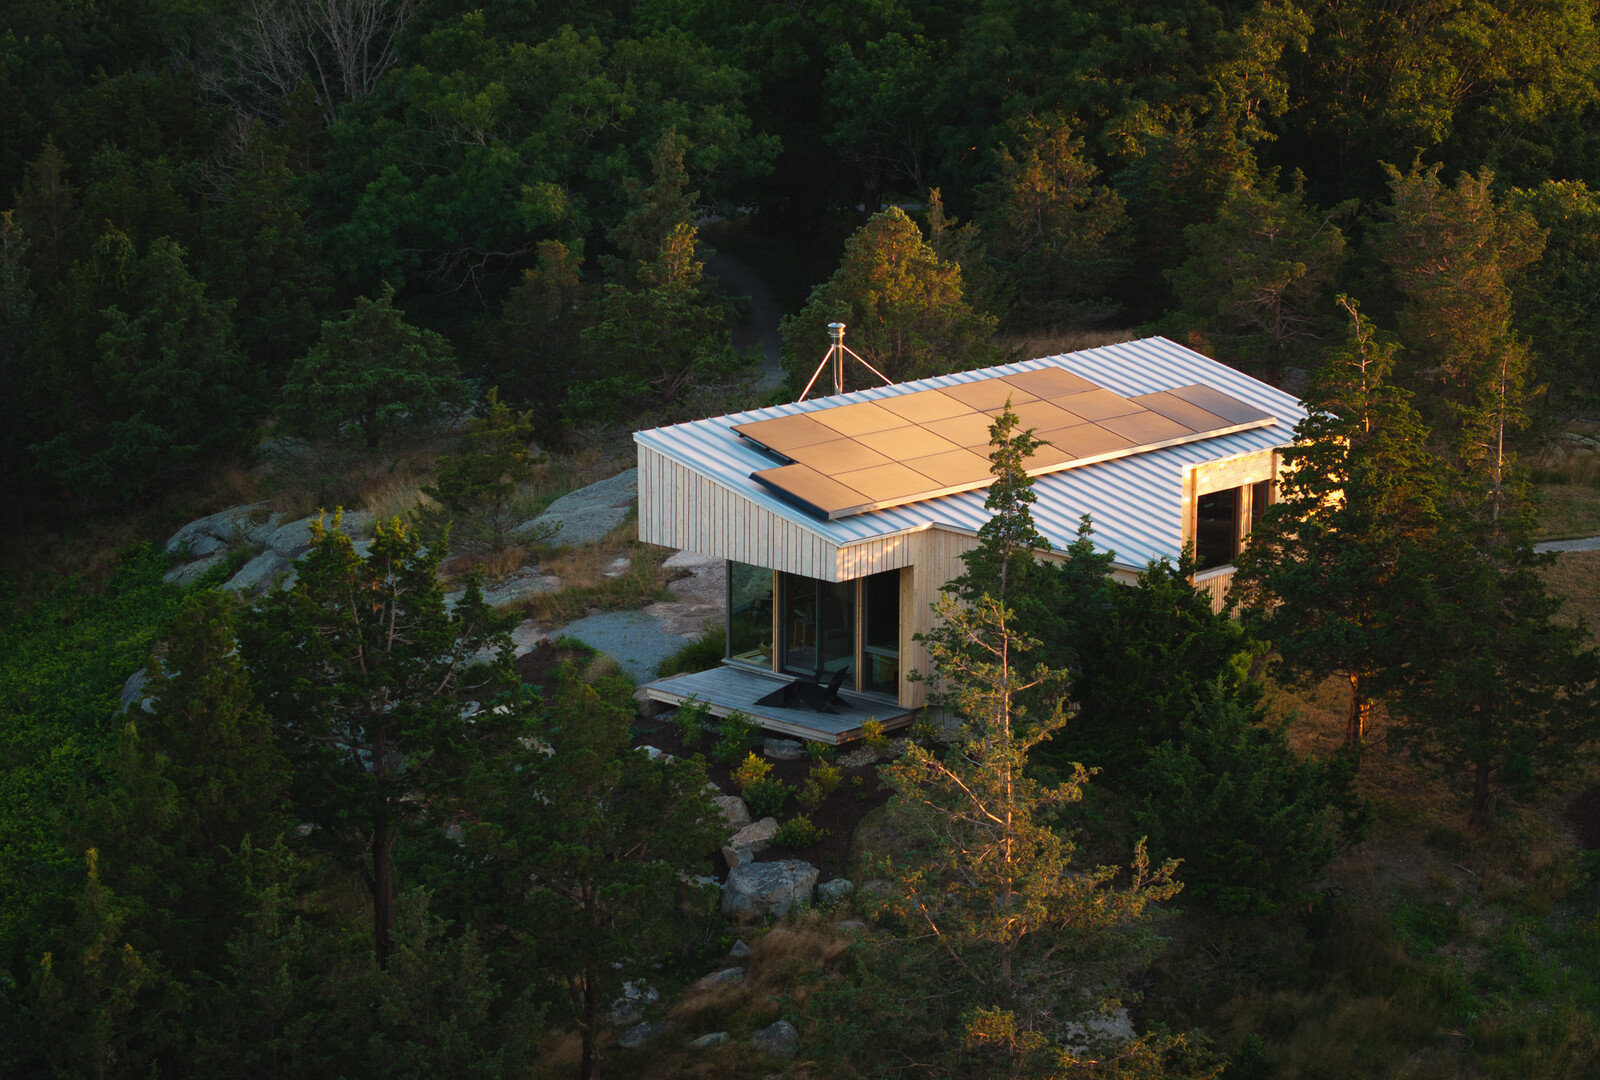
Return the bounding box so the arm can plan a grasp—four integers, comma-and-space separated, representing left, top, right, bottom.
634, 337, 1305, 743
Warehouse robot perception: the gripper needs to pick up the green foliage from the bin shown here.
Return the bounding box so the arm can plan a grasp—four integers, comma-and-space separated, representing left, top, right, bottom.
798, 760, 843, 812
0, 546, 186, 969
281, 286, 465, 450
456, 666, 721, 1079
77, 592, 290, 978
805, 739, 835, 762
241, 515, 508, 962
949, 401, 1049, 604
732, 751, 773, 792
773, 814, 827, 848
859, 718, 890, 752
420, 387, 548, 553
672, 697, 711, 747
1390, 539, 1600, 824
977, 112, 1129, 326
1369, 162, 1543, 496
713, 710, 758, 765
1233, 298, 1443, 751
742, 777, 790, 819
479, 240, 595, 431
1133, 679, 1369, 915
1508, 180, 1600, 420
885, 586, 1181, 1067
1169, 170, 1352, 383
30, 228, 253, 502
780, 207, 999, 391
35, 849, 187, 1079
1045, 553, 1251, 779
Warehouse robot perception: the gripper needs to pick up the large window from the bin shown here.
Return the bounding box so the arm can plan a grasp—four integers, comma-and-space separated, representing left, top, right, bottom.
780, 572, 855, 682
724, 564, 902, 698
1194, 479, 1274, 571
861, 569, 900, 696
727, 562, 774, 666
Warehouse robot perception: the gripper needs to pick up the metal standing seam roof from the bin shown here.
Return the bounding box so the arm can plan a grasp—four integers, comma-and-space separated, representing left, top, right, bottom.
633, 337, 1308, 572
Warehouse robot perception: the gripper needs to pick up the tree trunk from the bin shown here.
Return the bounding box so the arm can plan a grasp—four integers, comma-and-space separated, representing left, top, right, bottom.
579, 968, 601, 1080
1343, 672, 1371, 765
371, 815, 396, 966
1471, 758, 1493, 828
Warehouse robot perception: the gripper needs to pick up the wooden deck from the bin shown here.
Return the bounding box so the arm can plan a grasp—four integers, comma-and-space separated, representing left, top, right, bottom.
642, 664, 916, 745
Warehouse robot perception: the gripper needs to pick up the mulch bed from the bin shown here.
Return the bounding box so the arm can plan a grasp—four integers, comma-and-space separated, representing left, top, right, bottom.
1565, 787, 1600, 850
632, 714, 894, 884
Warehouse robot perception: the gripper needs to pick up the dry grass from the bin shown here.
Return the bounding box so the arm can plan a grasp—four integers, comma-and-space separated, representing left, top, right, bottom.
996, 328, 1140, 358
513, 521, 681, 627
1541, 550, 1600, 638
1533, 482, 1600, 541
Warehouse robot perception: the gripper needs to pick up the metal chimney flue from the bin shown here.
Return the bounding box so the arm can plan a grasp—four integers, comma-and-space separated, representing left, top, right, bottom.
798, 322, 894, 402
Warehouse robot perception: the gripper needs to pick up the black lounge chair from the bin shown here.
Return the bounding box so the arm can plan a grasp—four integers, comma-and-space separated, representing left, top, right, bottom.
782, 667, 849, 714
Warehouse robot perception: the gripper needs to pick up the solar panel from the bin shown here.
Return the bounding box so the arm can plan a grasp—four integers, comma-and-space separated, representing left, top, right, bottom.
731, 369, 1278, 520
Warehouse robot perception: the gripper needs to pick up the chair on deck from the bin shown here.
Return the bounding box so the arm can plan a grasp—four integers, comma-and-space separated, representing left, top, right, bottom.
782, 667, 849, 714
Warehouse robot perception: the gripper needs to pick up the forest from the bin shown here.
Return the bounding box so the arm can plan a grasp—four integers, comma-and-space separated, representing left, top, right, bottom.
4, 0, 1600, 1076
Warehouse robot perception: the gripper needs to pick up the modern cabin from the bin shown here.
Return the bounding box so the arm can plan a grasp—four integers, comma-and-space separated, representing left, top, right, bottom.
634, 337, 1306, 743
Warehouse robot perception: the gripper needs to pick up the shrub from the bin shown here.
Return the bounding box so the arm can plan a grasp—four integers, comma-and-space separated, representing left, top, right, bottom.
657, 623, 724, 678
733, 752, 773, 792
861, 718, 890, 752
805, 739, 835, 762
773, 814, 827, 849
798, 761, 843, 811
743, 777, 789, 818
673, 698, 710, 748
714, 710, 758, 765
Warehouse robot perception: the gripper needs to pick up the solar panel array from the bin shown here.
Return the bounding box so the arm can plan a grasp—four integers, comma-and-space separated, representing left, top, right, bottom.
732, 370, 1276, 520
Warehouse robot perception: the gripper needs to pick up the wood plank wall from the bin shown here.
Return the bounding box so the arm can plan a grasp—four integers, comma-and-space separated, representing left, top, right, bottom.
637, 445, 927, 582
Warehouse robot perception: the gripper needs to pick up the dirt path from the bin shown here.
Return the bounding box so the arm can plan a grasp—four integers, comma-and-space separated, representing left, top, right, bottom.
704, 250, 785, 391
1534, 535, 1600, 553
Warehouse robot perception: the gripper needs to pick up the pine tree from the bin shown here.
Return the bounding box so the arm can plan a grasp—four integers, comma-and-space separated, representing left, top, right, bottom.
1391, 540, 1600, 826
420, 388, 549, 554
1233, 298, 1443, 753
461, 667, 721, 1080
1169, 171, 1353, 385
780, 207, 999, 388
281, 286, 465, 451
241, 516, 508, 964
881, 412, 1181, 1069
976, 112, 1129, 327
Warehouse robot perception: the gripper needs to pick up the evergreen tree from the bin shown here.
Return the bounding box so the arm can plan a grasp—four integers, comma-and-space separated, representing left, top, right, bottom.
579, 221, 745, 415
1233, 298, 1443, 752
479, 239, 596, 432
949, 401, 1049, 604
780, 207, 999, 390
976, 112, 1129, 327
35, 849, 188, 1080
1044, 554, 1253, 779
1392, 539, 1600, 827
460, 668, 721, 1080
241, 516, 507, 964
281, 286, 466, 451
420, 388, 550, 554
1134, 678, 1367, 915
885, 586, 1180, 1069
200, 122, 330, 383
31, 229, 252, 504
881, 410, 1181, 1069
1169, 171, 1352, 385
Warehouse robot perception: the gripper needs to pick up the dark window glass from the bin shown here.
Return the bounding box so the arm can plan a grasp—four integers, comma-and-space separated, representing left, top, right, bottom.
780, 573, 855, 686
1251, 479, 1271, 528
861, 569, 900, 696
1195, 487, 1239, 570
727, 562, 774, 666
